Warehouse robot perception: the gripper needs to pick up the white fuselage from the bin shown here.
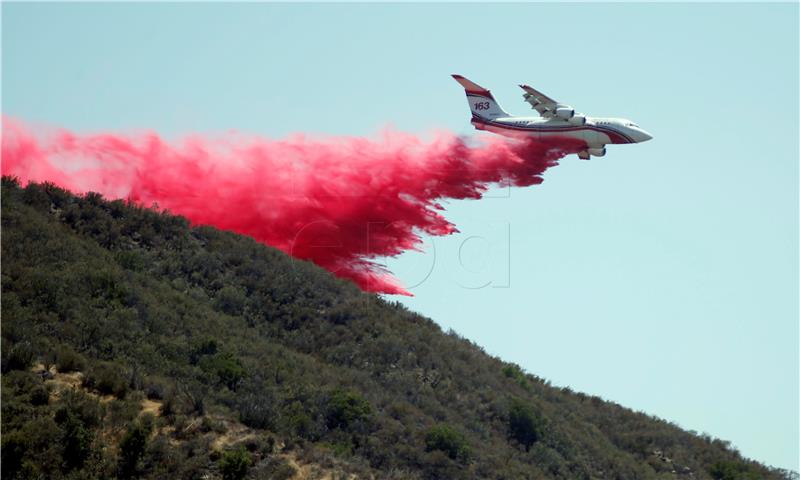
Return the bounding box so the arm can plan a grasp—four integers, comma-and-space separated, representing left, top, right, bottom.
471, 115, 652, 147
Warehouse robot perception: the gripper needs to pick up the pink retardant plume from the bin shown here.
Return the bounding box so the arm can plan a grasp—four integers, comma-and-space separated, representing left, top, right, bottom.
1, 117, 585, 295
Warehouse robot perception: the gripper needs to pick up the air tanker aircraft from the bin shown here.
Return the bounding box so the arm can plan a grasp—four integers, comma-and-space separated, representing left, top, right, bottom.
452, 75, 652, 159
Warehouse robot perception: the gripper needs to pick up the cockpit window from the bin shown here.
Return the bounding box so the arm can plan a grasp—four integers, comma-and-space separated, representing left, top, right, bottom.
628, 122, 639, 128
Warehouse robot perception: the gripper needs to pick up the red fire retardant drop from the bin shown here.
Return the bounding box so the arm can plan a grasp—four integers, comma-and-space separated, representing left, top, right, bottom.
2, 117, 585, 295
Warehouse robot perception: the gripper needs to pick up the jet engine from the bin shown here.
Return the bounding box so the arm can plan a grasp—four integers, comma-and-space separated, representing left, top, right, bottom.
587, 147, 606, 157
568, 115, 586, 125
555, 107, 575, 119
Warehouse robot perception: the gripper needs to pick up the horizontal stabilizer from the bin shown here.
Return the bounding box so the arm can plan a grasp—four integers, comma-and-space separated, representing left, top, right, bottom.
452, 74, 495, 100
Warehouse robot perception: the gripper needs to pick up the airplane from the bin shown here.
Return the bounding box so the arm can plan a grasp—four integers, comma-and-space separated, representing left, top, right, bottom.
452, 74, 652, 159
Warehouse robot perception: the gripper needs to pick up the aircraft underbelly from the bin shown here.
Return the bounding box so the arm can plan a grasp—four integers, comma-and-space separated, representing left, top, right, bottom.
537, 128, 600, 145
474, 123, 605, 146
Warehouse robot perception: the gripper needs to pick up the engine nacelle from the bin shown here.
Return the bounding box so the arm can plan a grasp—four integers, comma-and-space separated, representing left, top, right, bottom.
568, 115, 586, 125
555, 107, 574, 119
587, 147, 606, 157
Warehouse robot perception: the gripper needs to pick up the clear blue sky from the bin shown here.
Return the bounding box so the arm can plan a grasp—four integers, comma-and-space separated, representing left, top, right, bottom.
3, 2, 797, 471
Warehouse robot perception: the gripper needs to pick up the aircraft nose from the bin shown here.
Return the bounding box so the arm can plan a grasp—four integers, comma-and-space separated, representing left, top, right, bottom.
637, 129, 653, 143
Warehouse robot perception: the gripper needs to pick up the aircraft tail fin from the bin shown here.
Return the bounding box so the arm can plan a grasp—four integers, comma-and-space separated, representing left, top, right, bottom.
452, 74, 510, 120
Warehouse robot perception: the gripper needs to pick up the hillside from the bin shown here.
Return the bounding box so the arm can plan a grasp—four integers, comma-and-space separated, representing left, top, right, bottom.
1, 177, 792, 480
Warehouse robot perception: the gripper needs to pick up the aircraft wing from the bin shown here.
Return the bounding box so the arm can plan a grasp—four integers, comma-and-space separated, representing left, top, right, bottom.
519, 84, 559, 118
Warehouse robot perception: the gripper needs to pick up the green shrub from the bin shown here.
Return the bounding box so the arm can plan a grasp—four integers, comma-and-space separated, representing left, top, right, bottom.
55, 346, 86, 373
320, 440, 353, 457
326, 388, 371, 430
83, 361, 128, 398
115, 250, 145, 271
287, 401, 316, 440
1, 431, 27, 478
56, 390, 102, 429
2, 341, 34, 373
179, 384, 206, 415
424, 424, 470, 462
214, 286, 247, 316
219, 447, 251, 480
144, 376, 169, 400
4, 370, 43, 399
238, 393, 275, 430
118, 420, 152, 478
189, 338, 218, 365
709, 460, 763, 480
57, 411, 94, 471
199, 352, 245, 391
508, 398, 543, 451
54, 392, 102, 471
159, 393, 176, 418
501, 364, 531, 391
19, 416, 63, 473
29, 384, 50, 406
106, 397, 144, 429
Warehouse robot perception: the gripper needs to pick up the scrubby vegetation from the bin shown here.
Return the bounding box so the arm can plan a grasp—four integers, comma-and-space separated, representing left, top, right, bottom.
2, 177, 795, 479
425, 424, 471, 462
219, 447, 251, 480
